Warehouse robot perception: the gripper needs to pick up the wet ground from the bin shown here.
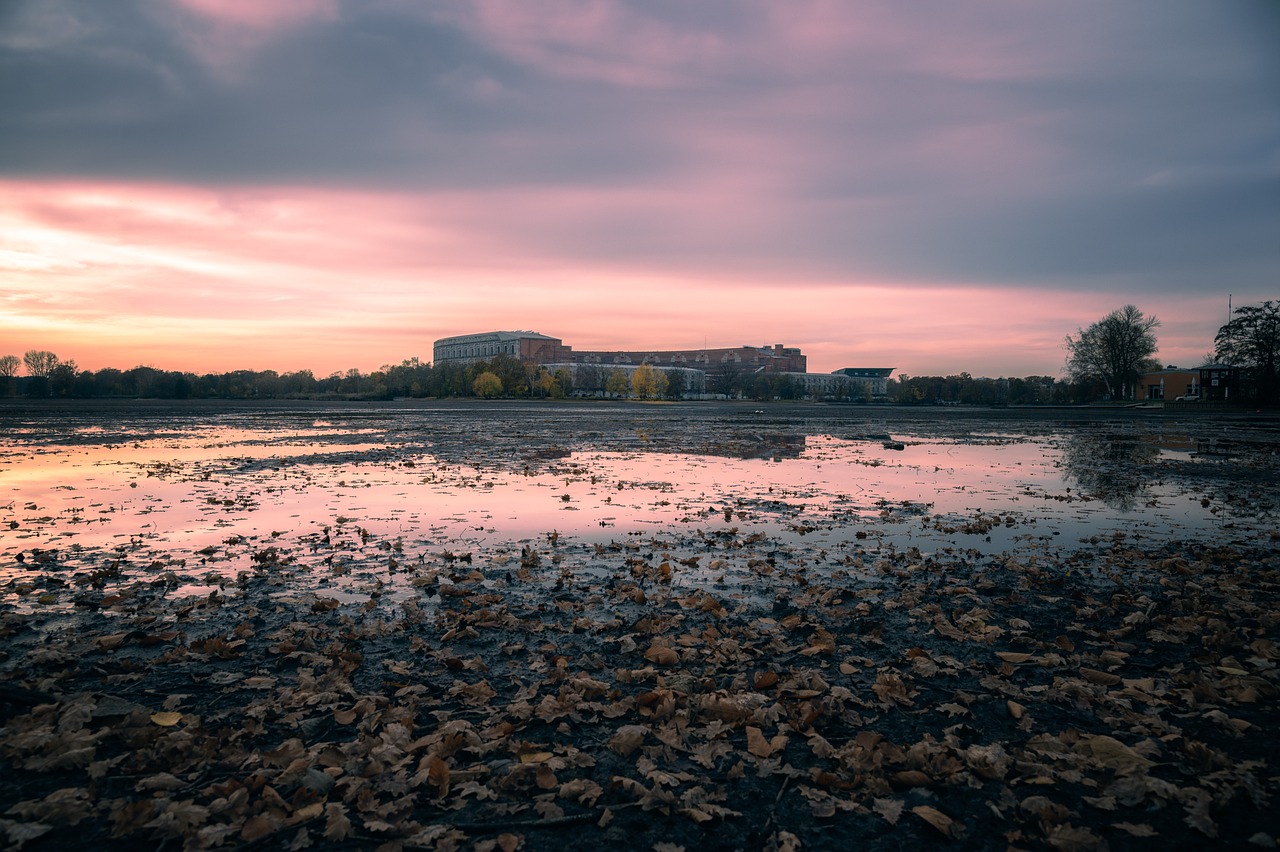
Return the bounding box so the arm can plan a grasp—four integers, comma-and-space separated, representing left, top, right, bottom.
1, 400, 1277, 850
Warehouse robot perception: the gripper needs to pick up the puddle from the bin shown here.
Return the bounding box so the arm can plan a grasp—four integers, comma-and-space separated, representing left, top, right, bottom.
1, 404, 1275, 613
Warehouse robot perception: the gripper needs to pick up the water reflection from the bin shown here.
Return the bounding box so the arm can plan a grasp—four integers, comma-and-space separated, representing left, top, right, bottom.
1056, 430, 1160, 511
1, 410, 1272, 613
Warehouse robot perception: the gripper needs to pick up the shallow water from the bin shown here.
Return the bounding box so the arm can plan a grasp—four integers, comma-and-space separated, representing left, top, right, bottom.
1, 402, 1275, 610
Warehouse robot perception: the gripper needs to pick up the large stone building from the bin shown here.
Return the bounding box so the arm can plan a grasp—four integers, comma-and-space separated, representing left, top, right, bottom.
432, 331, 570, 365
831, 367, 895, 398
432, 330, 891, 399
433, 330, 806, 373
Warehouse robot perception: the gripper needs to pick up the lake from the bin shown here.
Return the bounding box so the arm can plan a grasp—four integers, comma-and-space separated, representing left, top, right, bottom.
3, 400, 1275, 611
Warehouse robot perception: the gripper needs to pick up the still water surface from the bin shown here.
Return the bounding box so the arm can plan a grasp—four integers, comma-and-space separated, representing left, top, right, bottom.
1, 404, 1272, 609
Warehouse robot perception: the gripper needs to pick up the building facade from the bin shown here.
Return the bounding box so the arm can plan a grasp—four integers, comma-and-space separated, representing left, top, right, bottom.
433, 330, 896, 400
433, 331, 805, 373
831, 367, 895, 398
432, 331, 571, 366
1137, 366, 1200, 401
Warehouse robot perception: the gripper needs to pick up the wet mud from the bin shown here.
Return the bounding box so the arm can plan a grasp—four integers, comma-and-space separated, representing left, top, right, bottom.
1, 400, 1277, 850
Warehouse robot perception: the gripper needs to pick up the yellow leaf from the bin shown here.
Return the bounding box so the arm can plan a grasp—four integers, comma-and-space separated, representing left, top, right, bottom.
150, 711, 183, 727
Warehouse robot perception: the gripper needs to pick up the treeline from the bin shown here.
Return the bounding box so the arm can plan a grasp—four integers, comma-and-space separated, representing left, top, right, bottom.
888, 373, 1081, 406
1, 353, 1092, 405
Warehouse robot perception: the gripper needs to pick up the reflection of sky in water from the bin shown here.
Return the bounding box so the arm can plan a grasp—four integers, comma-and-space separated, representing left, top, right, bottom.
0, 420, 1266, 608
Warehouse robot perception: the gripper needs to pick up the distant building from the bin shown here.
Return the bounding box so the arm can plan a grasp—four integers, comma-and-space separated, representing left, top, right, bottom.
1197, 363, 1239, 402
433, 331, 806, 374
1137, 366, 1199, 401
831, 367, 895, 398
432, 331, 570, 365
432, 331, 901, 400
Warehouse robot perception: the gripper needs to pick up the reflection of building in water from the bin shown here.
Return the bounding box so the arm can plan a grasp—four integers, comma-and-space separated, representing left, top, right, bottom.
433, 330, 893, 400
696, 433, 806, 461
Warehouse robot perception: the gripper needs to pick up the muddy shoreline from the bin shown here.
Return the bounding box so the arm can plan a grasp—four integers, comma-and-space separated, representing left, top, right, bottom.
2, 402, 1277, 850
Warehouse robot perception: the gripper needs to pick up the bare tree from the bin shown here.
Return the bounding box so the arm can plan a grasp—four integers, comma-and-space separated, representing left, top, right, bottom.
23, 350, 60, 378
1064, 305, 1160, 400
0, 355, 19, 378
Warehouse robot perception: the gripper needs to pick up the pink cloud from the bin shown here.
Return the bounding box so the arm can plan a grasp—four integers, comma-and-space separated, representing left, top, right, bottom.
0, 179, 1242, 379
171, 0, 339, 32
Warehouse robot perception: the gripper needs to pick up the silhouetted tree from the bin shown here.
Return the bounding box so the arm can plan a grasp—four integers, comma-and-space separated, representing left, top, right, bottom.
1215, 300, 1280, 405
1065, 305, 1160, 400
0, 354, 18, 397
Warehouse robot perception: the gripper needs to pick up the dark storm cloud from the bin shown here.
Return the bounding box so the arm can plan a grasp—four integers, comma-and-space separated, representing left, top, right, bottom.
1, 0, 1277, 295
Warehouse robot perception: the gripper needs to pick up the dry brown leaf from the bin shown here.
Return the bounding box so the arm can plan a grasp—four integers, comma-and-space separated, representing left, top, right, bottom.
911, 805, 957, 837
423, 753, 450, 798
1085, 735, 1154, 772
753, 670, 779, 690
95, 632, 131, 650
1046, 823, 1104, 851
323, 804, 352, 841
149, 711, 182, 727
1113, 822, 1157, 837
872, 797, 904, 825
240, 815, 278, 842
644, 644, 679, 666
609, 725, 647, 757
996, 651, 1033, 664
745, 726, 788, 758
1079, 667, 1121, 686
535, 764, 558, 790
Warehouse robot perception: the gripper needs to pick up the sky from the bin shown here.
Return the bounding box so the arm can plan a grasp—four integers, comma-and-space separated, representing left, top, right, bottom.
1, 0, 1277, 379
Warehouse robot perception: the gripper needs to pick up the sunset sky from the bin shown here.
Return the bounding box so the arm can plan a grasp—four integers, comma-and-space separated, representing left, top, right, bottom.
2, 1, 1277, 379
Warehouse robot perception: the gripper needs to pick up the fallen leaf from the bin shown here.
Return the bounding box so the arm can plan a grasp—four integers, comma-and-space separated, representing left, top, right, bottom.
149, 712, 182, 727
912, 805, 958, 837
609, 726, 647, 757
1113, 822, 1157, 837
996, 651, 1033, 664
1085, 735, 1155, 771
644, 644, 679, 666
872, 797, 904, 825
